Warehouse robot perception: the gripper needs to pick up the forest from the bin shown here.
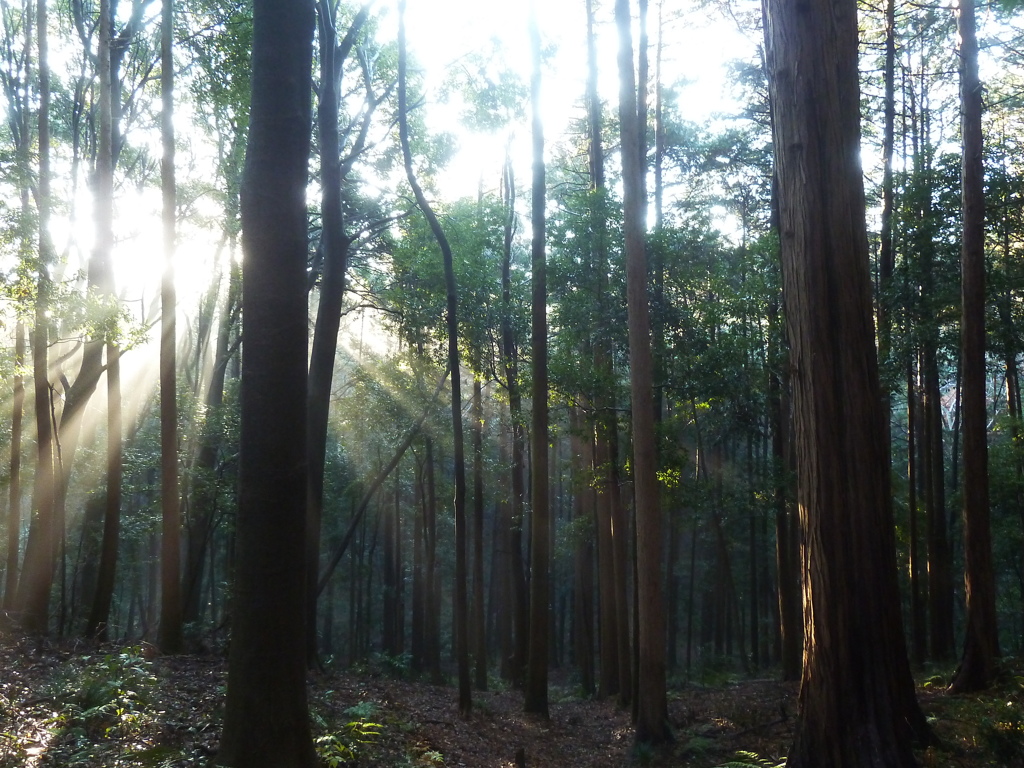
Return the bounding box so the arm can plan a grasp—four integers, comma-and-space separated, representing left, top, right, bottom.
0, 0, 1023, 765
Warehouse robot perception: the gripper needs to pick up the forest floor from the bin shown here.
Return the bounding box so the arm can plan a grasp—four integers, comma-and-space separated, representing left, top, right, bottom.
0, 636, 1021, 767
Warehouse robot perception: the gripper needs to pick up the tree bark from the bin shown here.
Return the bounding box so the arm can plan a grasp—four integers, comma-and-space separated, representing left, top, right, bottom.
215, 0, 317, 764
397, 1, 471, 715
524, 4, 550, 716
615, 0, 668, 744
158, 0, 183, 654
762, 0, 932, 761
305, 0, 372, 666
949, 0, 999, 694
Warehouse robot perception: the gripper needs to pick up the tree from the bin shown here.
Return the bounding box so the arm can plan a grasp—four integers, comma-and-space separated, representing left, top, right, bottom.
949, 0, 999, 694
397, 0, 472, 717
762, 0, 933, 761
158, 0, 183, 655
215, 0, 317, 764
524, 2, 549, 718
615, 0, 669, 744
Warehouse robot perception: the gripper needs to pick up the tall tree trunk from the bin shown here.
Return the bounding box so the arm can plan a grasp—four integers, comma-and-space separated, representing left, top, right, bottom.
84, 0, 120, 642
215, 1, 317, 764
16, 0, 54, 632
472, 377, 488, 690
907, 361, 927, 665
158, 0, 183, 654
763, 0, 932, 761
397, 2, 471, 715
949, 0, 999, 694
6, 321, 25, 609
305, 0, 372, 666
615, 0, 668, 744
524, 4, 549, 717
501, 151, 529, 687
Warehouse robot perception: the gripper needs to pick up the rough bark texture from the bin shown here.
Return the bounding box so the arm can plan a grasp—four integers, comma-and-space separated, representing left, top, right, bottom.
215, 1, 317, 765
949, 0, 999, 694
762, 0, 932, 762
615, 0, 668, 745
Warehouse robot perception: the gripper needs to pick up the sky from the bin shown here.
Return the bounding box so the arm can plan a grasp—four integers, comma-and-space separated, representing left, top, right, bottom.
394, 0, 761, 201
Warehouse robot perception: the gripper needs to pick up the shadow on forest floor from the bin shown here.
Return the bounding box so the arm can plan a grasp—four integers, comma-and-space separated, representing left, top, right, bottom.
0, 637, 1020, 767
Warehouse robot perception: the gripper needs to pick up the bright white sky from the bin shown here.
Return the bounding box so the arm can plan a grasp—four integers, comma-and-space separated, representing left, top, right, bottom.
395, 0, 760, 200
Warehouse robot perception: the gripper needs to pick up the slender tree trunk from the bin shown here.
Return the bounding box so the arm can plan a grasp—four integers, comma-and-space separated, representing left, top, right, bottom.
950, 0, 999, 693
615, 0, 668, 744
305, 0, 372, 666
398, 5, 470, 713
523, 4, 550, 718
501, 151, 529, 687
472, 377, 488, 690
216, 1, 317, 764
763, 0, 932, 760
5, 321, 25, 609
84, 0, 120, 642
17, 0, 54, 632
908, 361, 927, 665
158, 0, 183, 654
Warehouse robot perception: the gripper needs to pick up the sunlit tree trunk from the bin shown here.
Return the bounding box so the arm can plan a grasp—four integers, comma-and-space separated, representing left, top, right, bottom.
15, 0, 55, 634
85, 0, 123, 642
216, 1, 317, 764
158, 0, 183, 654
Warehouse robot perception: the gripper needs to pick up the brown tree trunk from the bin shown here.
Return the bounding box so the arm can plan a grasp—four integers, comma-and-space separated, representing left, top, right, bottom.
215, 0, 317, 764
524, 6, 550, 715
501, 151, 529, 687
84, 0, 120, 642
5, 320, 25, 609
397, 3, 470, 714
949, 0, 999, 694
472, 377, 488, 690
305, 0, 372, 666
763, 0, 932, 760
158, 0, 183, 654
616, 0, 668, 744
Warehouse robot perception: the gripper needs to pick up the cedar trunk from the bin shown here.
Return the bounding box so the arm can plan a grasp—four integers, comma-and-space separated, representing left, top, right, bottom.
762, 0, 932, 762
615, 0, 669, 744
950, 0, 999, 694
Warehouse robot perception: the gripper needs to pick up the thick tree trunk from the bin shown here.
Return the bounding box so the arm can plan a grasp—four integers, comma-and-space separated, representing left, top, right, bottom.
158, 0, 183, 654
950, 0, 999, 694
762, 0, 932, 761
215, 1, 317, 764
615, 0, 668, 744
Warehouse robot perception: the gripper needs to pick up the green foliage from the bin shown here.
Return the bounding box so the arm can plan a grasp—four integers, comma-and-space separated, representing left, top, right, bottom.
41, 646, 161, 764
715, 752, 786, 768
313, 703, 383, 768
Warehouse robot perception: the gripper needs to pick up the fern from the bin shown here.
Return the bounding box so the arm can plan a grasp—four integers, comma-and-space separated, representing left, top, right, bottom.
716, 750, 787, 768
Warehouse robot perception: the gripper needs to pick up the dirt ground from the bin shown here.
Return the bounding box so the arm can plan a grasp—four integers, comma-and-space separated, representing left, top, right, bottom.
0, 637, 1020, 767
